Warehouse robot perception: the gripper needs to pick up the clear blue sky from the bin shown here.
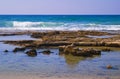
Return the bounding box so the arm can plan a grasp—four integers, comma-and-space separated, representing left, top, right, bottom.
0, 0, 119, 15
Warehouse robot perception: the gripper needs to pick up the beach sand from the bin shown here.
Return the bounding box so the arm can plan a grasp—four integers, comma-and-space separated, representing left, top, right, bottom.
0, 73, 120, 79
0, 74, 120, 79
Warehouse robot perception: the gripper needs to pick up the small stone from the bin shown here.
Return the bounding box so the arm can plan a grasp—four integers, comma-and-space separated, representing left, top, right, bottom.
26, 49, 37, 57
4, 50, 8, 52
106, 65, 113, 69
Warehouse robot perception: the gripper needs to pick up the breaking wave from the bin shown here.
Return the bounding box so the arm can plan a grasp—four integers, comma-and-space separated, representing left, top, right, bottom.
0, 21, 120, 31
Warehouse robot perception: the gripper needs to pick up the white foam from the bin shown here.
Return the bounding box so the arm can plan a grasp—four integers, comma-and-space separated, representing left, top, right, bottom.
13, 21, 43, 27
13, 21, 64, 28
1, 21, 120, 31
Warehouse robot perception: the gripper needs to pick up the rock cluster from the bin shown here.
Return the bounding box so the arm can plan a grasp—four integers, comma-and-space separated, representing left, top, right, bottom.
12, 47, 53, 57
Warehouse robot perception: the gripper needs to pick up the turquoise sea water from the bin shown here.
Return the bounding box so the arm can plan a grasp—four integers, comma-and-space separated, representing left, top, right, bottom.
0, 15, 120, 30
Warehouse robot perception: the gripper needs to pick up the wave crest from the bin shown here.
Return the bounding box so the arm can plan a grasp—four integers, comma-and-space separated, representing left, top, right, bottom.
13, 21, 64, 27
1, 21, 120, 30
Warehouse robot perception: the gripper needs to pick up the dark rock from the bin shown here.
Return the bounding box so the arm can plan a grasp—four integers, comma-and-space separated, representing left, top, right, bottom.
71, 48, 92, 57
41, 49, 53, 55
85, 48, 101, 55
4, 50, 8, 52
26, 49, 37, 57
13, 47, 25, 52
106, 65, 113, 69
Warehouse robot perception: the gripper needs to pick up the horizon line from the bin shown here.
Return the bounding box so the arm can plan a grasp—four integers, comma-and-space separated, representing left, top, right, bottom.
0, 14, 120, 15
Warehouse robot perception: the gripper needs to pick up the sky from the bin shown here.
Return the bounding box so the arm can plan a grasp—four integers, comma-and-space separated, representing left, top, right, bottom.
0, 0, 119, 15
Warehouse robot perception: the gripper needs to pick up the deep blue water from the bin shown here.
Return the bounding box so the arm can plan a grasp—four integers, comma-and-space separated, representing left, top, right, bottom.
0, 15, 120, 30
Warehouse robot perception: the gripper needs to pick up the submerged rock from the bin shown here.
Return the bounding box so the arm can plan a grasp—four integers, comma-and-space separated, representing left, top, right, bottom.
40, 49, 53, 55
13, 47, 25, 52
106, 65, 113, 69
25, 49, 37, 57
4, 50, 8, 52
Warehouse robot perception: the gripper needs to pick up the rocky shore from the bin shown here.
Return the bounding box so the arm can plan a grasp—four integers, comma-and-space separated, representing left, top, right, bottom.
0, 30, 120, 79
1, 30, 120, 57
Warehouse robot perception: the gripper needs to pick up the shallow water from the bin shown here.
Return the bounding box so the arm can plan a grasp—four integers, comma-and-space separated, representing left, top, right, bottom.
0, 43, 120, 78
87, 35, 114, 38
0, 35, 36, 41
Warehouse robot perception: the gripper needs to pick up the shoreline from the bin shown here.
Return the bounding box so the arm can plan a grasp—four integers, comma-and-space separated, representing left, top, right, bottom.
0, 73, 120, 79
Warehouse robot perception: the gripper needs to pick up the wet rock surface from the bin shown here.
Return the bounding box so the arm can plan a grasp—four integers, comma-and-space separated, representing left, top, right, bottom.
3, 30, 120, 49
25, 49, 37, 57
13, 47, 26, 52
102, 48, 112, 52
106, 65, 113, 69
39, 49, 53, 55
59, 45, 101, 57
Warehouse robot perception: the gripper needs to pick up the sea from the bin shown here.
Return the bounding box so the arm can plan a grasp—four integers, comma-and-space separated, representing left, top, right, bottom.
0, 15, 120, 30
0, 15, 120, 78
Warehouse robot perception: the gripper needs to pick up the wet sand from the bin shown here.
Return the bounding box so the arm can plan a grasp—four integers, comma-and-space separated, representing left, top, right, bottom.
0, 74, 120, 79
